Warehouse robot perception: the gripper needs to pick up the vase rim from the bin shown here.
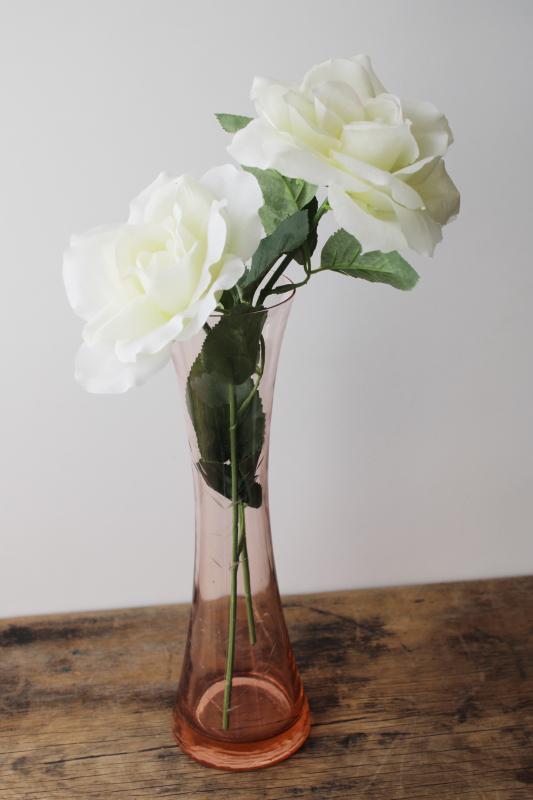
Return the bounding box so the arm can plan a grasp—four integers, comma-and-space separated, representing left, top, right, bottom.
208, 276, 295, 318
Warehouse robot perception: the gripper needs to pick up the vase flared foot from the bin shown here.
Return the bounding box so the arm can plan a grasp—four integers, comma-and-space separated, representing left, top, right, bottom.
173, 675, 311, 771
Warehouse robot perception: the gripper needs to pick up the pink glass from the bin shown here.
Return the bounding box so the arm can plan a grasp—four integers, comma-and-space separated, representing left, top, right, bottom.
171, 291, 310, 771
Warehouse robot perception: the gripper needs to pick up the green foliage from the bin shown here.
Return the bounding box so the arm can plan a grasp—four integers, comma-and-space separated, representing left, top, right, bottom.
350, 251, 420, 289
215, 113, 253, 133
214, 168, 319, 307
198, 459, 262, 508
186, 315, 266, 508
244, 167, 317, 235
321, 229, 419, 290
203, 307, 266, 384
294, 197, 319, 266
321, 228, 362, 268
239, 209, 310, 300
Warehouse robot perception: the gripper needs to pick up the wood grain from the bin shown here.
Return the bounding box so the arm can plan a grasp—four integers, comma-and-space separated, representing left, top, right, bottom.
1, 577, 532, 799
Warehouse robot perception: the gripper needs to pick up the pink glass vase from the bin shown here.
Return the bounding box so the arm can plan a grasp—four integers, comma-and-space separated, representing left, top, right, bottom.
171, 292, 310, 771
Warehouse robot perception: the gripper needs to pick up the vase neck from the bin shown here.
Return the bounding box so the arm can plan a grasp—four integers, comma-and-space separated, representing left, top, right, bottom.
172, 298, 292, 453
171, 300, 292, 601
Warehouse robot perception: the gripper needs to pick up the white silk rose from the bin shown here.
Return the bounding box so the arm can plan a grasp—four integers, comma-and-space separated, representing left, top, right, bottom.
63, 164, 263, 393
228, 55, 459, 255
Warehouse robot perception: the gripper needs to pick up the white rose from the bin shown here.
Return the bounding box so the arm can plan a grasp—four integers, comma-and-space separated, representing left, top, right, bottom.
228, 55, 459, 255
64, 164, 263, 393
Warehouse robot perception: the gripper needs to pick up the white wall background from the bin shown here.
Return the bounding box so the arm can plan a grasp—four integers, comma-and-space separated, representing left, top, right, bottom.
1, 0, 532, 617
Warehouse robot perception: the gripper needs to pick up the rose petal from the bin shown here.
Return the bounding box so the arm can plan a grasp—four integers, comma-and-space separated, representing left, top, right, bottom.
83, 294, 167, 346
200, 164, 263, 261
402, 157, 460, 225
128, 173, 173, 224
341, 120, 419, 172
301, 57, 382, 99
402, 99, 453, 158
285, 92, 338, 155
328, 184, 407, 253
204, 199, 228, 268
63, 226, 127, 321
74, 340, 171, 394
365, 93, 403, 126
312, 80, 365, 123
116, 254, 246, 361
115, 313, 186, 362
395, 205, 442, 255
172, 176, 213, 238
331, 150, 424, 209
138, 246, 200, 314
228, 118, 335, 185
352, 55, 387, 95
251, 78, 292, 130
313, 94, 344, 137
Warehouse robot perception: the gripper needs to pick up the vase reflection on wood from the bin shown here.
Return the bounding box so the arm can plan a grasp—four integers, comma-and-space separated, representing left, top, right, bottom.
171, 289, 310, 771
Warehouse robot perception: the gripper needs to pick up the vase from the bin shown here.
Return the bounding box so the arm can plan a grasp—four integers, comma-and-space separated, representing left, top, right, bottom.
171, 289, 310, 771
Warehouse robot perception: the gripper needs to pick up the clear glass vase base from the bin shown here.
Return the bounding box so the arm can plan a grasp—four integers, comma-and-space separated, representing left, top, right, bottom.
173, 677, 311, 771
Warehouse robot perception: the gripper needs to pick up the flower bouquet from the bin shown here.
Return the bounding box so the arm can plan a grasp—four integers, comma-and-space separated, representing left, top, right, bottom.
64, 56, 459, 770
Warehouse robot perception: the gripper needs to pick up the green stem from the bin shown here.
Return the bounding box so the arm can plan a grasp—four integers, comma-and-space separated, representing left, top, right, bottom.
302, 241, 311, 276
312, 197, 330, 228
238, 502, 256, 645
256, 254, 293, 306
222, 384, 239, 730
268, 266, 327, 295
257, 199, 329, 305
237, 336, 265, 419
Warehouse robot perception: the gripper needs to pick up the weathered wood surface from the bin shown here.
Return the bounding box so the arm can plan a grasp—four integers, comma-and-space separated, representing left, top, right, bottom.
1, 577, 532, 799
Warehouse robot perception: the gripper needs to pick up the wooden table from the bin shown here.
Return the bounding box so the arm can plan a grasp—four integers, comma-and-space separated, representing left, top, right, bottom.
1, 577, 532, 799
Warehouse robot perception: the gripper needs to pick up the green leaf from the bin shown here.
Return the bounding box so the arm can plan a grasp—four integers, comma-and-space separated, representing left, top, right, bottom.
186, 318, 266, 507
186, 354, 230, 465
244, 167, 317, 235
321, 229, 419, 290
239, 209, 310, 299
294, 197, 319, 266
216, 285, 242, 312
234, 383, 265, 509
215, 113, 253, 133
198, 460, 262, 508
342, 251, 420, 290
321, 228, 362, 269
203, 309, 266, 384
187, 376, 265, 506
187, 361, 229, 408
187, 376, 265, 508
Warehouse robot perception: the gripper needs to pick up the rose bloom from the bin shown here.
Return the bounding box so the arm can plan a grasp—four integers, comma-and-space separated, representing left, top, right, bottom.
228, 55, 459, 255
64, 165, 263, 393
